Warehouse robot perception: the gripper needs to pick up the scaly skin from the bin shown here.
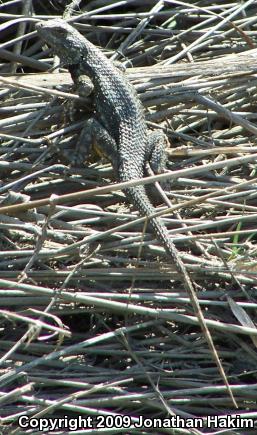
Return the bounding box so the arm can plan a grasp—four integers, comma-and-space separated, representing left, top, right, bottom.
35, 20, 234, 401
36, 19, 193, 290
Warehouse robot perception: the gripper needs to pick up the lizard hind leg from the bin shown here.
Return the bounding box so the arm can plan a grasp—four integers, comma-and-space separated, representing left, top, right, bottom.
75, 117, 119, 172
145, 129, 170, 201
73, 117, 95, 166
146, 129, 169, 175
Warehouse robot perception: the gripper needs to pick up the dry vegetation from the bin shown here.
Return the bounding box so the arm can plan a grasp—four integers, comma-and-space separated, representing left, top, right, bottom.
1, 0, 257, 433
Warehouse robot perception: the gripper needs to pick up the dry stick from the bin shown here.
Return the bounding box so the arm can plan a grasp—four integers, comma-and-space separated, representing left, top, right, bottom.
63, 0, 82, 20
0, 46, 48, 71
166, 0, 255, 50
10, 0, 33, 73
67, 0, 138, 24
30, 378, 134, 421
1, 7, 255, 430
143, 171, 237, 409
193, 93, 257, 136
1, 11, 255, 412
0, 310, 69, 341
107, 2, 236, 67
1, 152, 257, 216
145, 165, 237, 406
5, 47, 257, 86
1, 279, 257, 337
121, 331, 203, 435
111, 0, 164, 61
3, 167, 255, 407
0, 160, 248, 402
0, 319, 157, 387
164, 0, 256, 64
1, 167, 257, 269
147, 165, 207, 257
0, 75, 83, 101
168, 146, 257, 157
3, 173, 256, 275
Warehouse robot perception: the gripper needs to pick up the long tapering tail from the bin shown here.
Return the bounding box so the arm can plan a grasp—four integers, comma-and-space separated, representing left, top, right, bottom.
126, 184, 192, 289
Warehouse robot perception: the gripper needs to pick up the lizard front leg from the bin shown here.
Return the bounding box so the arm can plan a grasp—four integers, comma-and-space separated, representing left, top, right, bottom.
69, 66, 117, 167
68, 65, 97, 165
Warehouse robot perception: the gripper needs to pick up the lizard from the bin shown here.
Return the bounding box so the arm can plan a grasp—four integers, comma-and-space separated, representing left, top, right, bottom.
35, 18, 194, 294
35, 19, 235, 406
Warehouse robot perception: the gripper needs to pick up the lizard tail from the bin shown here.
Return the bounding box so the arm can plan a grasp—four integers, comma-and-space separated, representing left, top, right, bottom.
125, 185, 171, 249
126, 185, 189, 279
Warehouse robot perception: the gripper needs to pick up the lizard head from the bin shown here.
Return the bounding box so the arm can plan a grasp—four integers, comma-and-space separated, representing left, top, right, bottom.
36, 19, 85, 65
